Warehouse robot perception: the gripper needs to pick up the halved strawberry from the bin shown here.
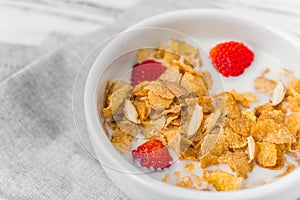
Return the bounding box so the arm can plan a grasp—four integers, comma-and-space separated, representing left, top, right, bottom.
132, 140, 173, 170
210, 41, 254, 77
130, 60, 166, 86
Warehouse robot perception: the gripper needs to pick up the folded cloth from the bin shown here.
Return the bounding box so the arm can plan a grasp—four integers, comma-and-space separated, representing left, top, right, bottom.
1, 0, 300, 199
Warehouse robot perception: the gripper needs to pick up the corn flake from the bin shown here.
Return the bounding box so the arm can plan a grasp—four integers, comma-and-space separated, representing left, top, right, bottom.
228, 113, 253, 137
136, 48, 153, 62
215, 92, 240, 119
168, 130, 181, 155
165, 81, 187, 97
198, 96, 213, 113
110, 128, 134, 153
290, 78, 300, 93
164, 113, 180, 129
231, 89, 258, 108
107, 120, 118, 131
181, 72, 208, 97
275, 102, 288, 114
184, 163, 197, 173
254, 103, 275, 117
254, 69, 277, 94
133, 81, 150, 97
256, 142, 277, 167
224, 127, 248, 149
148, 91, 173, 109
218, 150, 253, 178
292, 131, 300, 151
117, 118, 137, 137
193, 175, 204, 187
133, 100, 151, 121
153, 46, 165, 59
176, 176, 194, 189
169, 38, 201, 67
286, 96, 300, 113
179, 147, 199, 161
144, 81, 175, 99
111, 82, 133, 116
162, 173, 170, 182
202, 111, 223, 135
103, 81, 132, 118
269, 147, 285, 170
241, 110, 257, 123
167, 132, 193, 156
276, 143, 291, 154
159, 68, 182, 83
161, 127, 179, 143
162, 50, 180, 67
200, 70, 213, 90
200, 133, 228, 168
251, 119, 295, 144
171, 59, 198, 75
284, 113, 300, 134
258, 110, 285, 124
200, 154, 219, 169
140, 116, 166, 138
203, 170, 243, 191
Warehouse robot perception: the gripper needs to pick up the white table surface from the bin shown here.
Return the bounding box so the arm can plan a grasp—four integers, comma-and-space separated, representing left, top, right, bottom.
1, 0, 300, 79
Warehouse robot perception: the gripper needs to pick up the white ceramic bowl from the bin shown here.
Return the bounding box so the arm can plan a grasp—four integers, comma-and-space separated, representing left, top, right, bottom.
84, 9, 300, 200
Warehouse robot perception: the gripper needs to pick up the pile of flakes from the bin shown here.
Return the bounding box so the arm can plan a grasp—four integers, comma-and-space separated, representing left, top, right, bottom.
101, 39, 300, 192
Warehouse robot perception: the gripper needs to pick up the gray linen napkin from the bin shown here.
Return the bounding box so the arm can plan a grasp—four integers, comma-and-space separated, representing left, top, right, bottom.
1, 0, 300, 199
0, 1, 217, 199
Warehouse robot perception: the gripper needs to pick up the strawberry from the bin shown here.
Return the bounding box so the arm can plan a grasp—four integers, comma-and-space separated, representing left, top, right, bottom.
132, 140, 173, 170
130, 60, 166, 86
209, 41, 254, 77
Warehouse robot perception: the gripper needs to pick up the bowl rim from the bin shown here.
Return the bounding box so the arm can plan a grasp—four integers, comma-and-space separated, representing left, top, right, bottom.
84, 8, 300, 199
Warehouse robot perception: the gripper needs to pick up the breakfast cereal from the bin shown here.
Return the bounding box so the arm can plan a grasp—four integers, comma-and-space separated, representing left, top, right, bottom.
101, 38, 300, 192
254, 68, 277, 94
203, 170, 243, 191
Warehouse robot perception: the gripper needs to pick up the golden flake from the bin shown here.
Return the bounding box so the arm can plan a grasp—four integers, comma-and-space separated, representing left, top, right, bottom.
161, 173, 170, 182
159, 68, 182, 83
256, 142, 277, 167
203, 170, 243, 191
148, 91, 173, 109
218, 150, 253, 178
181, 72, 208, 97
258, 110, 285, 124
231, 89, 258, 108
110, 128, 134, 153
198, 96, 213, 113
284, 113, 300, 134
176, 176, 194, 189
136, 48, 153, 62
184, 163, 196, 173
224, 127, 248, 149
215, 92, 240, 119
254, 69, 277, 94
251, 119, 295, 144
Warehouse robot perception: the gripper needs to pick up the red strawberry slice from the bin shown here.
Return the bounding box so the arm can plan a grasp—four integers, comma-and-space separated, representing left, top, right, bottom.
132, 140, 173, 170
130, 60, 166, 86
209, 41, 254, 77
